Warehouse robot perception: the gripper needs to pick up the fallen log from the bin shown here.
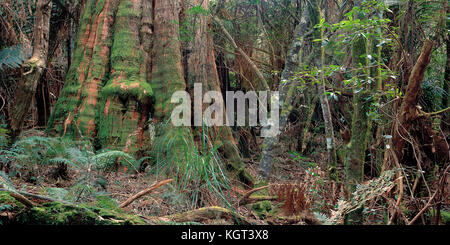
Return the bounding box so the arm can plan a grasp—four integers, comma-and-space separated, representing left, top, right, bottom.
149, 206, 253, 225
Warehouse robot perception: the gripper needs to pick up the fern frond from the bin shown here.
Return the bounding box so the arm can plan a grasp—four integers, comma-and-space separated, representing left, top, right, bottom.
92, 150, 137, 171
0, 171, 15, 191
0, 44, 30, 71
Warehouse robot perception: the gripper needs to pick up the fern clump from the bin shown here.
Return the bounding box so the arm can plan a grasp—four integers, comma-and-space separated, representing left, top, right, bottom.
0, 132, 143, 202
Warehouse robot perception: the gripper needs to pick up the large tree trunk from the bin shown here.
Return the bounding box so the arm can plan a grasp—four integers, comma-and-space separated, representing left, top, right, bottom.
10, 0, 52, 139
47, 0, 252, 184
47, 0, 154, 155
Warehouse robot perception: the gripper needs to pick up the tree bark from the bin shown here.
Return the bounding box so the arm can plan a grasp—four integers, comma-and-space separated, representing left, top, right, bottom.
10, 0, 52, 140
187, 0, 254, 186
344, 0, 370, 224
47, 0, 153, 155
259, 6, 312, 178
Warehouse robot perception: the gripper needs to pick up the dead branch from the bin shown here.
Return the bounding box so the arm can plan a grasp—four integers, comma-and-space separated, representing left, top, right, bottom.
407, 165, 450, 225
212, 15, 270, 91
238, 185, 276, 205
119, 179, 173, 208
7, 191, 36, 208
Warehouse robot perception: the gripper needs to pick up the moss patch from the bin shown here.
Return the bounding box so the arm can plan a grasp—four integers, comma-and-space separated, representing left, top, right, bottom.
0, 191, 145, 225
252, 200, 273, 219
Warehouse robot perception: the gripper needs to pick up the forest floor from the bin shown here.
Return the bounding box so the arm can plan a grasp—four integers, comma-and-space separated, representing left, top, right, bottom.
2, 136, 335, 225
2, 132, 447, 225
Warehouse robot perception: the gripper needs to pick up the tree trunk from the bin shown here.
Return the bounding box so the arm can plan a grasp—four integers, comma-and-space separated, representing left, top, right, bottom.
314, 4, 338, 181
187, 0, 254, 186
10, 0, 52, 139
47, 0, 153, 155
47, 0, 253, 184
344, 0, 370, 224
259, 5, 312, 178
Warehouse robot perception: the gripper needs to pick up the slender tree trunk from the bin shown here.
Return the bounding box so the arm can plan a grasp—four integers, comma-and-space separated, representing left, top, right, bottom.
10, 0, 52, 139
315, 4, 338, 181
344, 0, 370, 224
187, 0, 254, 186
259, 6, 312, 178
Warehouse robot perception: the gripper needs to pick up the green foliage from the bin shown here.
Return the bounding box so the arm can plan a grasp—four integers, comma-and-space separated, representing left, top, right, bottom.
150, 122, 232, 209
0, 44, 31, 71
0, 133, 140, 202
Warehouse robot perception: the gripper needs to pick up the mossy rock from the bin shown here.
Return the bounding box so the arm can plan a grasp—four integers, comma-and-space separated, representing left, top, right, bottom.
0, 191, 145, 225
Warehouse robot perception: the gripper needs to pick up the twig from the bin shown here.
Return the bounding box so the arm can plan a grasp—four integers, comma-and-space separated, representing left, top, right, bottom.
119, 179, 173, 208
407, 189, 438, 225
407, 165, 450, 225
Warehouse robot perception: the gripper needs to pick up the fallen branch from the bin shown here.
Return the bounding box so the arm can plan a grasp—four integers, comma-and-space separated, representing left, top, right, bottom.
238, 185, 276, 205
7, 191, 37, 208
154, 206, 253, 225
119, 179, 173, 208
0, 188, 72, 206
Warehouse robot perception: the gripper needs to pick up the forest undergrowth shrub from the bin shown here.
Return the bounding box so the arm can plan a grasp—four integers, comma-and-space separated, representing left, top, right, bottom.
314, 170, 396, 224
150, 122, 233, 210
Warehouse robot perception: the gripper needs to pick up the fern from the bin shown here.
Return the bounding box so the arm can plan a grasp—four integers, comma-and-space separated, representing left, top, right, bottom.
92, 150, 138, 172
0, 171, 15, 191
0, 44, 31, 71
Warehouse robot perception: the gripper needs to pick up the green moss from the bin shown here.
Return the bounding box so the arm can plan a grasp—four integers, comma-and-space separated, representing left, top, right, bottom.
0, 192, 26, 213
441, 210, 450, 224
13, 201, 145, 225
252, 201, 273, 219
95, 0, 106, 15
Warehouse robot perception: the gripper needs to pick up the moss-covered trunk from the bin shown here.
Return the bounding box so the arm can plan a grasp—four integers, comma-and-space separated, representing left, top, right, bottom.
259, 6, 311, 178
47, 0, 253, 185
344, 1, 370, 224
47, 0, 156, 157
